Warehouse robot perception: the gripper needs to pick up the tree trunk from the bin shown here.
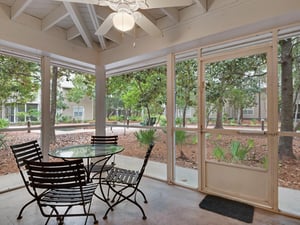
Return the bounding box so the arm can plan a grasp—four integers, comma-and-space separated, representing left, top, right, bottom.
146, 105, 151, 125
278, 39, 296, 159
1, 104, 5, 120
239, 107, 243, 125
49, 66, 57, 144
182, 104, 187, 127
215, 98, 223, 129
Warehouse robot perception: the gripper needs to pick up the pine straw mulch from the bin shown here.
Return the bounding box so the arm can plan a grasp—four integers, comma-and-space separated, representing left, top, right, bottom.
0, 130, 299, 189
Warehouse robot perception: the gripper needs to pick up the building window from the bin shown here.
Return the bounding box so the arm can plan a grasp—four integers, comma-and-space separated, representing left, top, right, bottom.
243, 108, 254, 115
73, 106, 84, 120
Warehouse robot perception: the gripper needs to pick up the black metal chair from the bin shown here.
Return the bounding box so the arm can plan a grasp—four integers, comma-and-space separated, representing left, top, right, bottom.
24, 159, 98, 225
103, 143, 155, 220
90, 135, 118, 179
89, 135, 119, 202
91, 135, 118, 145
10, 140, 43, 220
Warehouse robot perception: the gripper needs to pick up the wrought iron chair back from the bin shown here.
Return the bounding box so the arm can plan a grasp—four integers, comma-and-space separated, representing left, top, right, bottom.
103, 143, 155, 220
25, 159, 98, 225
10, 140, 43, 219
90, 135, 119, 177
91, 135, 118, 145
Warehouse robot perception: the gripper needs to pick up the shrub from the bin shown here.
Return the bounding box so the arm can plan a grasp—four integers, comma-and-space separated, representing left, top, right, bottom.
213, 146, 225, 161
159, 117, 167, 127
230, 139, 254, 161
175, 130, 186, 145
134, 129, 157, 146
0, 119, 9, 129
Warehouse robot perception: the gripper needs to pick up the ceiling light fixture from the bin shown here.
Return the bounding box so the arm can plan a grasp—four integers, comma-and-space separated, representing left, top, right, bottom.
104, 0, 147, 12
94, 0, 192, 36
104, 1, 146, 32
112, 6, 135, 32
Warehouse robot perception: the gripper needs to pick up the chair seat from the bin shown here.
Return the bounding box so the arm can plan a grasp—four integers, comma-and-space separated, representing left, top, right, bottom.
24, 159, 98, 225
102, 143, 154, 220
40, 183, 97, 206
90, 163, 114, 173
105, 167, 139, 185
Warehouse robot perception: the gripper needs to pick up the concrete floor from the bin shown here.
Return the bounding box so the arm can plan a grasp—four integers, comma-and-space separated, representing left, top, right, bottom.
0, 176, 299, 225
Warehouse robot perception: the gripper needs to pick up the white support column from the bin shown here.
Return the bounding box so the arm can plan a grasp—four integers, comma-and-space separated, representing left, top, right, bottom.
166, 53, 175, 184
269, 29, 279, 211
40, 56, 51, 161
198, 48, 204, 192
95, 64, 106, 136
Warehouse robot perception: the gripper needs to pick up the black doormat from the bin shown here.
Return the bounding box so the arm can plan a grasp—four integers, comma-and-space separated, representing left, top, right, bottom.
199, 195, 254, 223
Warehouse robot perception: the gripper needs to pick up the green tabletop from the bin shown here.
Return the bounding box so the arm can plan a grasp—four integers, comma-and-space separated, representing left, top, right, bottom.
49, 144, 124, 159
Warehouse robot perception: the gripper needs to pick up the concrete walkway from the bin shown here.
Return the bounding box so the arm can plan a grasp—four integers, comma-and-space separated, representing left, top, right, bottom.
1, 155, 299, 218
0, 172, 23, 194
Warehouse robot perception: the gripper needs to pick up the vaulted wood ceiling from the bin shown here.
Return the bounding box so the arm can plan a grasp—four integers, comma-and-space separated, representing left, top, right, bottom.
0, 0, 208, 51
0, 0, 299, 72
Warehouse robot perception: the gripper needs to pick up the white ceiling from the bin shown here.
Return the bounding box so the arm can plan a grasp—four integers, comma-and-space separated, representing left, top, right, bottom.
0, 0, 299, 73
0, 0, 207, 51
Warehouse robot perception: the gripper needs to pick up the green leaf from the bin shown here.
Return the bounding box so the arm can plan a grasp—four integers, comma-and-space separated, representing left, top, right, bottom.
134, 129, 157, 146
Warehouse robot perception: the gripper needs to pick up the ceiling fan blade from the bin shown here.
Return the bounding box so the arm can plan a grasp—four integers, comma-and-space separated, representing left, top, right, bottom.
134, 12, 162, 37
140, 0, 193, 9
53, 0, 99, 4
95, 13, 116, 35
98, 0, 113, 7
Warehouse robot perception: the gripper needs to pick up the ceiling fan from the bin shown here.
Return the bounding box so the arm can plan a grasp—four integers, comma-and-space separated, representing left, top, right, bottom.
56, 0, 194, 36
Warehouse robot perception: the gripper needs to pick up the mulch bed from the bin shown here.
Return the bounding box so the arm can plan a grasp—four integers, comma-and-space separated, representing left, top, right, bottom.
0, 130, 299, 190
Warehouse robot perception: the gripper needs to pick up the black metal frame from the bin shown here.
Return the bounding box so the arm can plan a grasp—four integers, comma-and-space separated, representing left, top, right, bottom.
90, 135, 119, 177
90, 135, 119, 205
103, 143, 155, 220
91, 135, 118, 145
25, 159, 98, 225
10, 140, 43, 220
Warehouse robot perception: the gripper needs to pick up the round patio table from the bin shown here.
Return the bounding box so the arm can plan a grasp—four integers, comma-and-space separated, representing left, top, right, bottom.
49, 144, 124, 179
49, 144, 124, 207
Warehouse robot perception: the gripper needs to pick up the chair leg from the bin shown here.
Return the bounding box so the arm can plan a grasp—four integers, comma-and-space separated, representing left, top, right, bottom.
17, 198, 36, 219
103, 193, 147, 220
103, 186, 147, 220
125, 195, 147, 220
136, 188, 148, 203
84, 202, 98, 225
58, 217, 64, 225
43, 207, 58, 225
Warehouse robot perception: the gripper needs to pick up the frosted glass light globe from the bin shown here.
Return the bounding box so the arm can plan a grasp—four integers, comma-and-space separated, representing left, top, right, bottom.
113, 11, 135, 32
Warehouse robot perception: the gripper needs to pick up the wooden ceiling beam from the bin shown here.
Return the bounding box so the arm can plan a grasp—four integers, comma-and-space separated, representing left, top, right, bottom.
87, 4, 107, 49
194, 0, 208, 11
67, 25, 81, 40
161, 8, 179, 23
94, 7, 122, 44
42, 4, 69, 31
63, 2, 94, 48
11, 0, 32, 20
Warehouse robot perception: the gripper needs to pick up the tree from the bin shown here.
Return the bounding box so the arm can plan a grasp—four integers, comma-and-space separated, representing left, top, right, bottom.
56, 90, 68, 120
106, 74, 130, 119
226, 77, 261, 124
175, 130, 188, 159
107, 67, 166, 123
175, 59, 198, 127
205, 54, 266, 128
66, 75, 88, 105
66, 74, 95, 122
278, 38, 297, 159
131, 67, 166, 122
49, 67, 95, 143
66, 73, 95, 103
0, 55, 40, 120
